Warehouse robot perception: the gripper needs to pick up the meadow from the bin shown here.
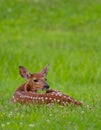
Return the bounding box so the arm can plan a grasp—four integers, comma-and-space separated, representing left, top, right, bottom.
0, 0, 101, 129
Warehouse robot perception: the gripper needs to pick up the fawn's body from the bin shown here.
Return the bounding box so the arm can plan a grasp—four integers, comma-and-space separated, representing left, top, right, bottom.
11, 66, 82, 106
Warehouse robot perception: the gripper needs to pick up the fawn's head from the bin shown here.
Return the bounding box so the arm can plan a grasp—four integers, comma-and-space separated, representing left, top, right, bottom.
19, 65, 50, 92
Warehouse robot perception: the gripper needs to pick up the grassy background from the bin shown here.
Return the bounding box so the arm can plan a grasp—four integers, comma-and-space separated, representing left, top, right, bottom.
0, 0, 101, 129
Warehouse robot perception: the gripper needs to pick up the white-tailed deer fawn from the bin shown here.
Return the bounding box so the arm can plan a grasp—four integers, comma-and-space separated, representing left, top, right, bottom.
11, 66, 82, 106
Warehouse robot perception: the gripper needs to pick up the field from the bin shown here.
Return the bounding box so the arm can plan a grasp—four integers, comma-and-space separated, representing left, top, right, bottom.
0, 0, 101, 129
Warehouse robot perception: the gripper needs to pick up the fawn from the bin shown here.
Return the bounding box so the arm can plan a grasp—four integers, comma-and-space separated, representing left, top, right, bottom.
11, 65, 82, 106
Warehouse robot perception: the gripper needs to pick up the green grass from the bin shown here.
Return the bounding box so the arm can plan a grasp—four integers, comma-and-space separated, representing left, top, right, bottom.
0, 0, 101, 129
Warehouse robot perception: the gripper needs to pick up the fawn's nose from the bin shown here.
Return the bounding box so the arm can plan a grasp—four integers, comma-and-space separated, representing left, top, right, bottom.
44, 83, 49, 89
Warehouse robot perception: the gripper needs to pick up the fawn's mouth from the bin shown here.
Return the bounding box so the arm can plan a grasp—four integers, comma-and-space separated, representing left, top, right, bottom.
43, 86, 50, 91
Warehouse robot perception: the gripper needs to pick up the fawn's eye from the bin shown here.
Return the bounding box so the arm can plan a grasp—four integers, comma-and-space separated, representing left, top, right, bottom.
33, 79, 38, 82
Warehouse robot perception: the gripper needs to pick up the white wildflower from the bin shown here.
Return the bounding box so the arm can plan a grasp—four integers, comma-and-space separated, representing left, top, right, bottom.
1, 124, 5, 127
81, 111, 85, 114
29, 124, 34, 127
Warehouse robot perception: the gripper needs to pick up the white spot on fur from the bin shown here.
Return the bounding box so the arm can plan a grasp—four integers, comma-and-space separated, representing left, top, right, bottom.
51, 100, 54, 103
54, 98, 56, 101
66, 102, 68, 104
31, 97, 33, 99
64, 96, 67, 98
41, 98, 44, 102
35, 97, 38, 100
57, 99, 60, 102
13, 99, 16, 102
59, 94, 62, 97
45, 97, 48, 100
33, 97, 35, 100
38, 97, 41, 100
68, 97, 72, 101
49, 97, 52, 100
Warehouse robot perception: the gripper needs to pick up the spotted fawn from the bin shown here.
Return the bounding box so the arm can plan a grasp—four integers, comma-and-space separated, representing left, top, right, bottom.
11, 65, 82, 106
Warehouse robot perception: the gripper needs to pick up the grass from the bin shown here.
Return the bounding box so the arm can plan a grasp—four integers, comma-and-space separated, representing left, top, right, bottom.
0, 0, 101, 129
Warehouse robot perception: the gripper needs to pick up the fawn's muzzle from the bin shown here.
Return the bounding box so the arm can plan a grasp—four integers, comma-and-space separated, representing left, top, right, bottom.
44, 83, 49, 89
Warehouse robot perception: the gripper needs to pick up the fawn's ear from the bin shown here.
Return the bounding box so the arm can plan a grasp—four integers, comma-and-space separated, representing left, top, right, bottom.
19, 66, 31, 79
40, 65, 49, 77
